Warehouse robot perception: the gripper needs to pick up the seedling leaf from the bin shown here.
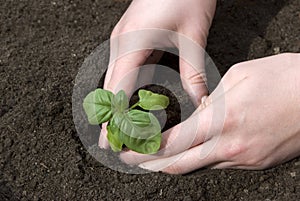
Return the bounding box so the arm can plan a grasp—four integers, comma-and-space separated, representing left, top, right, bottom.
83, 89, 114, 125
111, 90, 129, 114
117, 109, 162, 154
107, 124, 123, 152
138, 89, 169, 110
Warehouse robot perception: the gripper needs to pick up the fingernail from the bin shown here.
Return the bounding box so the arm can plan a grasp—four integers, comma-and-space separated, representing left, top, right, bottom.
98, 140, 106, 149
138, 163, 155, 172
138, 162, 161, 172
201, 96, 208, 104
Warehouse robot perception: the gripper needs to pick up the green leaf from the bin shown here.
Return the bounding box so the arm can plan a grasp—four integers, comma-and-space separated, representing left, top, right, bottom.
107, 124, 123, 152
138, 89, 169, 110
115, 109, 162, 154
111, 90, 129, 114
123, 130, 161, 154
82, 89, 114, 125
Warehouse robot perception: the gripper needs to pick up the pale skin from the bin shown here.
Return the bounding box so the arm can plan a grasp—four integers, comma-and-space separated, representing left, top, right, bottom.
99, 0, 300, 174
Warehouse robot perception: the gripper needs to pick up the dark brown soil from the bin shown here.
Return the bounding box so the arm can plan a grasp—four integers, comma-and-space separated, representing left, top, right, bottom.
1, 0, 300, 200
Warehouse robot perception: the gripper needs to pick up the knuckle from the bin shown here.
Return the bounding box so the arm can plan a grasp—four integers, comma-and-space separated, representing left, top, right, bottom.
181, 27, 207, 48
247, 155, 273, 169
223, 107, 238, 134
182, 74, 207, 92
259, 160, 272, 169
222, 141, 245, 159
116, 24, 136, 35
226, 63, 242, 77
244, 158, 267, 168
225, 62, 251, 81
181, 68, 207, 86
110, 27, 119, 38
188, 72, 207, 85
110, 23, 135, 38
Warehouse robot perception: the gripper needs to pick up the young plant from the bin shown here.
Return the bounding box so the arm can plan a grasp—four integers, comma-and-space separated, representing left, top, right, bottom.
83, 89, 169, 154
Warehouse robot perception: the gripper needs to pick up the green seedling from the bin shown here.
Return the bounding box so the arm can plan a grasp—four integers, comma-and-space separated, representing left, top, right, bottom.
83, 89, 169, 154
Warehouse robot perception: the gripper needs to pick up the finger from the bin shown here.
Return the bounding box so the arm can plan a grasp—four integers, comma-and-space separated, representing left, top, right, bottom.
179, 57, 208, 107
103, 35, 120, 90
139, 137, 222, 174
177, 32, 208, 106
107, 50, 163, 92
120, 95, 218, 165
107, 50, 152, 96
99, 32, 154, 150
98, 35, 119, 149
105, 30, 166, 95
99, 51, 150, 150
104, 30, 149, 90
99, 50, 163, 149
98, 122, 109, 149
100, 30, 168, 150
100, 50, 152, 149
138, 113, 251, 174
139, 118, 252, 174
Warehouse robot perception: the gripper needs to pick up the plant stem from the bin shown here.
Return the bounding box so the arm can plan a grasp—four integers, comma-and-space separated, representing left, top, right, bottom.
130, 102, 139, 109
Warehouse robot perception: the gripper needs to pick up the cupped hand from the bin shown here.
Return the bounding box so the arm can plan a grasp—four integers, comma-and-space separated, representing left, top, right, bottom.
120, 53, 300, 174
99, 0, 217, 148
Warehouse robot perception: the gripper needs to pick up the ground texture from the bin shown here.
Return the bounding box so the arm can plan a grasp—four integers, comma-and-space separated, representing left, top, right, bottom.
1, 0, 300, 200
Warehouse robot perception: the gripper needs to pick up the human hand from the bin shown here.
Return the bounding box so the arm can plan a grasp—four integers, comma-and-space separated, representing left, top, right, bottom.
120, 53, 300, 174
99, 0, 217, 148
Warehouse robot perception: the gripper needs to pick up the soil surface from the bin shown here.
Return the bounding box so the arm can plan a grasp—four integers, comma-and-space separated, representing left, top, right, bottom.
1, 0, 300, 200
